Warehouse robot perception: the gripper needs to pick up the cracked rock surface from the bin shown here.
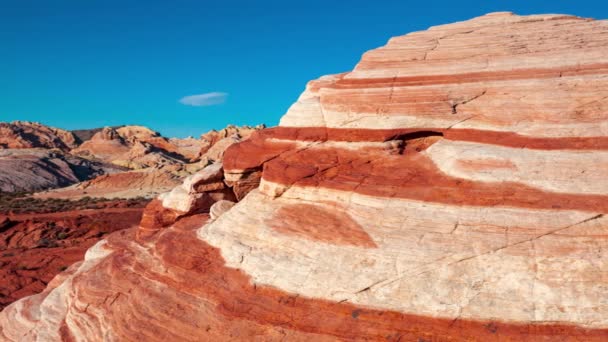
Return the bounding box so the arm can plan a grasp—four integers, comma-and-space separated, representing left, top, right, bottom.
3, 12, 608, 341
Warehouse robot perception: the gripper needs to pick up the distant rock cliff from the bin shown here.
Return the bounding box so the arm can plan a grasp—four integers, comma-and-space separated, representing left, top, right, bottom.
0, 122, 262, 194
3, 13, 608, 341
0, 121, 77, 151
0, 149, 123, 193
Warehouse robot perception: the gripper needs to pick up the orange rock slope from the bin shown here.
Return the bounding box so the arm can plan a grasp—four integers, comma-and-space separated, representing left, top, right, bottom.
0, 122, 78, 151
3, 12, 608, 341
0, 207, 145, 311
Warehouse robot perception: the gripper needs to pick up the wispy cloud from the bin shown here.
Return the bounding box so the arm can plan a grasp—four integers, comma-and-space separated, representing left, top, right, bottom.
179, 92, 227, 107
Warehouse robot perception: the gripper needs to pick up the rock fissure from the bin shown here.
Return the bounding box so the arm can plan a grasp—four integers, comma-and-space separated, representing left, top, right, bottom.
450, 90, 487, 114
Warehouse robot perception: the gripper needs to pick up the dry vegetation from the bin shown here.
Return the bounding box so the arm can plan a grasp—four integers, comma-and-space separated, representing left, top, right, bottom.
0, 192, 149, 214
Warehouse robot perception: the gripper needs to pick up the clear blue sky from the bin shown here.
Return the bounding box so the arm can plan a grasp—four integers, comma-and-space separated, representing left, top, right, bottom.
1, 0, 606, 137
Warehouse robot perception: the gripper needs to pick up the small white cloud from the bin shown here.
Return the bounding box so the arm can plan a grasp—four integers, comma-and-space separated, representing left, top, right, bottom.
179, 92, 227, 107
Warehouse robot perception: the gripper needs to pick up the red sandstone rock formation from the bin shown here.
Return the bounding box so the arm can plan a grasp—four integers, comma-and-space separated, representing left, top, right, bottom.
72, 124, 263, 169
71, 126, 187, 169
198, 124, 264, 165
136, 162, 238, 239
0, 122, 78, 151
33, 169, 182, 200
4, 12, 608, 341
0, 208, 144, 310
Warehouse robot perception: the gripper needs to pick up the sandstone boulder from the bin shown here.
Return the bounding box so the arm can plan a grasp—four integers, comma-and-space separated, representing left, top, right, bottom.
135, 162, 237, 240
160, 162, 234, 213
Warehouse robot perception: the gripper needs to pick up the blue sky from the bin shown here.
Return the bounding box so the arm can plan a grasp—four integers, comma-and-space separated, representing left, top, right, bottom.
1, 0, 606, 137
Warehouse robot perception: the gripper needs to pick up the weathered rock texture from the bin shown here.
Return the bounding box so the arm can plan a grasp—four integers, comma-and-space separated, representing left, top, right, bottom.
0, 149, 123, 193
0, 208, 144, 310
3, 12, 608, 341
71, 124, 264, 170
0, 123, 261, 195
71, 126, 188, 169
34, 169, 182, 200
0, 122, 78, 151
198, 124, 264, 165
136, 162, 239, 239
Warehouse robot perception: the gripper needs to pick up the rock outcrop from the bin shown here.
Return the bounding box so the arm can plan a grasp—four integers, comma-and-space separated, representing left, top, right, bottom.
4, 12, 608, 341
71, 126, 186, 169
71, 124, 263, 169
0, 122, 77, 151
0, 149, 123, 193
198, 124, 264, 165
33, 169, 182, 200
137, 162, 238, 239
70, 126, 124, 144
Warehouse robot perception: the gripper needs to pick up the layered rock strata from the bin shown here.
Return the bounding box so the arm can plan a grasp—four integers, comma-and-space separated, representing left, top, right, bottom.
3, 12, 608, 341
71, 126, 188, 169
33, 169, 182, 200
137, 162, 240, 239
0, 122, 77, 151
198, 124, 264, 165
0, 149, 123, 193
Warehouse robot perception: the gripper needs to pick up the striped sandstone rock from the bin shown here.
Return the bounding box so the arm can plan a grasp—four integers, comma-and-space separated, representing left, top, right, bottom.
3, 12, 608, 341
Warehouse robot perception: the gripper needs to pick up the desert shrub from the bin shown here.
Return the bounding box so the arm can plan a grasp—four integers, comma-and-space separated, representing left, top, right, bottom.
37, 238, 59, 248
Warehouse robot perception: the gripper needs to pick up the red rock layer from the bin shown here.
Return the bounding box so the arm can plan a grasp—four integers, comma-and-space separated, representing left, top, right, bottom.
4, 12, 608, 341
268, 204, 377, 248
235, 135, 608, 212
0, 121, 77, 151
0, 208, 144, 310
7, 218, 606, 341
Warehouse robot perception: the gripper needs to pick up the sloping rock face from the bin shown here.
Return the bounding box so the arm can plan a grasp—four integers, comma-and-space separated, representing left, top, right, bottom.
167, 137, 205, 161
3, 12, 608, 341
71, 126, 187, 169
0, 208, 144, 310
33, 169, 182, 200
0, 122, 77, 151
0, 149, 123, 193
